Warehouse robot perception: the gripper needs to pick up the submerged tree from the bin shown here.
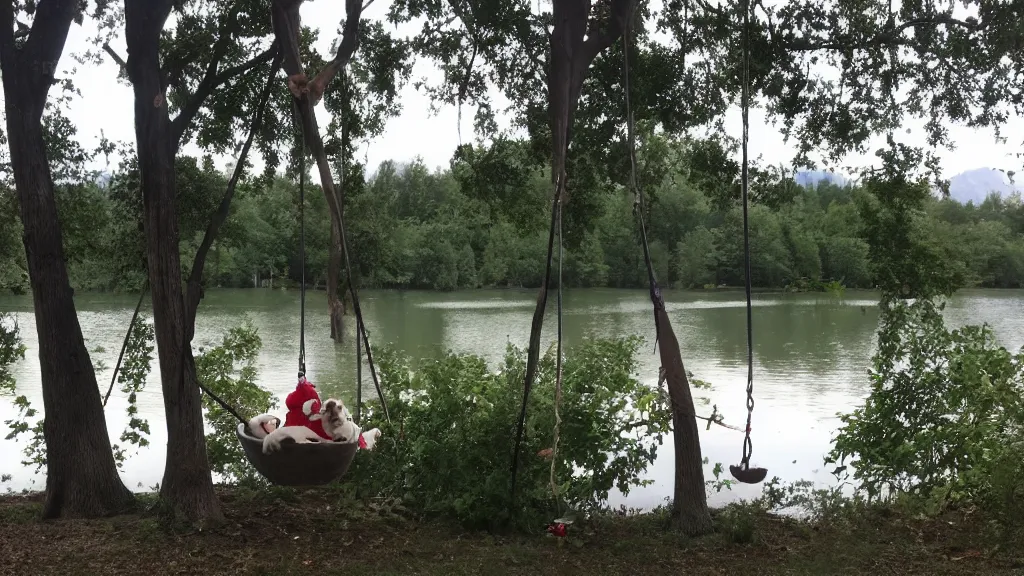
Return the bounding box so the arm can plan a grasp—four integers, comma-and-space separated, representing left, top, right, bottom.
0, 0, 135, 517
269, 0, 372, 344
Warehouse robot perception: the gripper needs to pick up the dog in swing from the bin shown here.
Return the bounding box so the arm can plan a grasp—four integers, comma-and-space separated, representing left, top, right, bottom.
319, 398, 361, 442
262, 424, 327, 454
247, 413, 281, 439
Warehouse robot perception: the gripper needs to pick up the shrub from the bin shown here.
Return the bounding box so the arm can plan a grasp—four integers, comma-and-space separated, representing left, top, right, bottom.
828, 295, 1024, 523
195, 318, 277, 486
347, 336, 671, 531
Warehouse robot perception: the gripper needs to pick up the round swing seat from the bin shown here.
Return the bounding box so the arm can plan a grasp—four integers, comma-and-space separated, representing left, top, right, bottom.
729, 464, 768, 485
236, 424, 358, 486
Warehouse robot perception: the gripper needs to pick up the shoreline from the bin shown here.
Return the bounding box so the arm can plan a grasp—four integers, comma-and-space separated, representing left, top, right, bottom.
1, 486, 1019, 575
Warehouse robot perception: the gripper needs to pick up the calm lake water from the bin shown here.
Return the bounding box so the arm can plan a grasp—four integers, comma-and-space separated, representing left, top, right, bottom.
2, 288, 1022, 508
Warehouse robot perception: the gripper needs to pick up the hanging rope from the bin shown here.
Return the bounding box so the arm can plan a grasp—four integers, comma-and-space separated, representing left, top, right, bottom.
290, 70, 391, 423
622, 19, 659, 318
509, 173, 562, 508
183, 50, 281, 431
102, 281, 149, 407
738, 0, 757, 472
355, 317, 362, 425
548, 195, 565, 515
297, 104, 308, 379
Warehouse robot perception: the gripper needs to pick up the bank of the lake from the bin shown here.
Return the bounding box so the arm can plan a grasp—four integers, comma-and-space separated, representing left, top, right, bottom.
2, 486, 1021, 576
2, 288, 1023, 507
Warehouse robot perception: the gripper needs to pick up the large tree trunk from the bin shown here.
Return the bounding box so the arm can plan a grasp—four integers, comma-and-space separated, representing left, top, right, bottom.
124, 0, 222, 524
0, 0, 135, 519
654, 305, 713, 534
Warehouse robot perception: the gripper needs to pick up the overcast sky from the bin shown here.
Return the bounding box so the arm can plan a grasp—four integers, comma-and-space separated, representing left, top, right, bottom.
39, 2, 1024, 181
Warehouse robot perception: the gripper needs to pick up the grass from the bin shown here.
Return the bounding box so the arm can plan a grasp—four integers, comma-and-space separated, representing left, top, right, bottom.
0, 487, 1021, 575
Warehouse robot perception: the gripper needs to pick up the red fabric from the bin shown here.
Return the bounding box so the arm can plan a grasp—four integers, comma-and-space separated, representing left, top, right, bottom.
358, 434, 367, 450
547, 523, 567, 538
284, 378, 330, 439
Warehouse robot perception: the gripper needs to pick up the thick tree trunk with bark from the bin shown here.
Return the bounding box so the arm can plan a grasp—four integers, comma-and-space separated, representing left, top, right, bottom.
654, 304, 713, 534
0, 0, 134, 519
124, 0, 222, 524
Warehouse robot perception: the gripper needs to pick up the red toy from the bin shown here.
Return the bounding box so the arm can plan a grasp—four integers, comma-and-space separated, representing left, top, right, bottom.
284, 376, 330, 440
546, 523, 567, 538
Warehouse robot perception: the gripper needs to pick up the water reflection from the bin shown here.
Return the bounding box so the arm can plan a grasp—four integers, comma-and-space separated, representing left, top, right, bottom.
0, 288, 1021, 506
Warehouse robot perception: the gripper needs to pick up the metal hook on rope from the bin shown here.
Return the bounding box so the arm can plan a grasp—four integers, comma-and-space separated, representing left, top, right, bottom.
729, 0, 767, 486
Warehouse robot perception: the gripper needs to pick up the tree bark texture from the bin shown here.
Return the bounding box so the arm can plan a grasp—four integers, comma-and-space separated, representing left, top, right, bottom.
0, 0, 135, 519
124, 0, 222, 524
653, 302, 713, 534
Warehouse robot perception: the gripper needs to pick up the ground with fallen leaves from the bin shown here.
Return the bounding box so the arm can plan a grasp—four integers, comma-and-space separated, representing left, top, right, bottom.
0, 487, 1021, 575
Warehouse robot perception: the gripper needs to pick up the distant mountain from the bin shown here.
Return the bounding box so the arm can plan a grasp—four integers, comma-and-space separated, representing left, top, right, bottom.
793, 170, 849, 188
946, 168, 1023, 205
93, 171, 112, 187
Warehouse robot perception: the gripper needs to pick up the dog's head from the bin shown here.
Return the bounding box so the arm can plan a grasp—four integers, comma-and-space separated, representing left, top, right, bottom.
248, 414, 281, 439
320, 398, 346, 428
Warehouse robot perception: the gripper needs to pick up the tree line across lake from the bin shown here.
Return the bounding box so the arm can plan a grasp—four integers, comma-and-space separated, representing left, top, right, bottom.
2, 138, 1021, 295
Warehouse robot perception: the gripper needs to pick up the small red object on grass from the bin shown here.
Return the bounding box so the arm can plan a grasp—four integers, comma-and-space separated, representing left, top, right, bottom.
547, 523, 567, 538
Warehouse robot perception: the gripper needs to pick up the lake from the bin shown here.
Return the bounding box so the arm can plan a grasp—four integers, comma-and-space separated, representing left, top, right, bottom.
2, 288, 1022, 508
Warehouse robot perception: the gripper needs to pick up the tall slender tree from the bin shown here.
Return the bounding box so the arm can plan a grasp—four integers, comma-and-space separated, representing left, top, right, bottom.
118, 0, 277, 522
0, 0, 134, 518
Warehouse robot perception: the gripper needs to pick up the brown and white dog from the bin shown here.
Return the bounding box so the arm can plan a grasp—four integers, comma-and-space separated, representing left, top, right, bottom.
247, 413, 281, 439
320, 398, 361, 443
261, 425, 326, 454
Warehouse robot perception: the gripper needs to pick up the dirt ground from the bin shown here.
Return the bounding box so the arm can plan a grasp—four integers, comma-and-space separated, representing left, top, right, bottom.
0, 487, 1021, 576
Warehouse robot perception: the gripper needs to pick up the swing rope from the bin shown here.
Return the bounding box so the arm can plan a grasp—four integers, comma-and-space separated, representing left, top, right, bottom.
290, 71, 391, 424
622, 5, 764, 483
738, 0, 757, 473
297, 105, 308, 379
102, 281, 149, 407
623, 21, 658, 306
548, 195, 565, 515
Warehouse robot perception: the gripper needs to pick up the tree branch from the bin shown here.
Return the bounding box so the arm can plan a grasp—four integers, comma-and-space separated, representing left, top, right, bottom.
186, 48, 282, 327
169, 46, 275, 149
168, 0, 272, 149
304, 0, 363, 105
0, 0, 81, 116
580, 0, 636, 67
102, 42, 127, 72
166, 4, 238, 141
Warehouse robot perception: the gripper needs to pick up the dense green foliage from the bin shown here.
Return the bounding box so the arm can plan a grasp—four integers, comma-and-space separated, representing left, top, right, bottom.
345, 336, 672, 530
828, 167, 1024, 529
2, 138, 1022, 295
195, 319, 277, 485
0, 313, 23, 395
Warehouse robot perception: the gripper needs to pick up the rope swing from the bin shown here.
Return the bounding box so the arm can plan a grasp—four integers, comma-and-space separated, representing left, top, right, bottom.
728, 0, 768, 485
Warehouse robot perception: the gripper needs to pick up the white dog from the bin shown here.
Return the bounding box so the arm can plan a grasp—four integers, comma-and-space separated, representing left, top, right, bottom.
247, 413, 281, 439
320, 398, 361, 442
360, 427, 382, 450
262, 425, 326, 454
